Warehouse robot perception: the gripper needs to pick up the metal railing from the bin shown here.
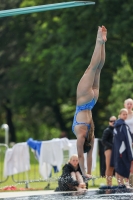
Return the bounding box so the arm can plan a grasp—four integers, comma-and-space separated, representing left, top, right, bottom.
0, 143, 100, 188
11, 149, 51, 188
0, 147, 68, 188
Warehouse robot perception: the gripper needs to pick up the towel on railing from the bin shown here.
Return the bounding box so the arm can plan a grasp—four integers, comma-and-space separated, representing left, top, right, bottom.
27, 138, 42, 161
39, 138, 98, 179
39, 138, 72, 179
4, 142, 30, 177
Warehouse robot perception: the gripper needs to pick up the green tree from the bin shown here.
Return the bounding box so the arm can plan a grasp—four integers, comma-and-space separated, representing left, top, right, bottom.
0, 0, 39, 141
106, 56, 133, 118
1, 0, 133, 142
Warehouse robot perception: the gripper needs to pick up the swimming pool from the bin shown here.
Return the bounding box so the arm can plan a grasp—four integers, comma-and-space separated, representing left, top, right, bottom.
1, 188, 133, 200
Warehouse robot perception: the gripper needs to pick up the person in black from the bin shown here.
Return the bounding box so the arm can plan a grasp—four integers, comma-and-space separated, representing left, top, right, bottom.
56, 154, 87, 191
102, 115, 116, 186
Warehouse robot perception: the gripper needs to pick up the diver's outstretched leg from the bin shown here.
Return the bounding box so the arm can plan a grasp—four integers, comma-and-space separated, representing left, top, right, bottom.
92, 26, 107, 99
77, 26, 107, 105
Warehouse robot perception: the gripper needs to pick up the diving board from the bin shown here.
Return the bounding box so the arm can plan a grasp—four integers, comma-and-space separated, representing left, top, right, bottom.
0, 1, 95, 18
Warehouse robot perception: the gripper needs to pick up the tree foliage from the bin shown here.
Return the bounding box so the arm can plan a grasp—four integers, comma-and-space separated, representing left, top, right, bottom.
0, 0, 133, 142
106, 57, 133, 117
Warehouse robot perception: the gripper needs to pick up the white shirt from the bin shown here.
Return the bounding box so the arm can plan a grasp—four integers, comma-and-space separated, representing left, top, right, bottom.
125, 116, 133, 133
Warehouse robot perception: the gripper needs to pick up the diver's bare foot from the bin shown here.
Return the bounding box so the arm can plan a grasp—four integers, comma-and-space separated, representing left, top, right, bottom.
102, 25, 107, 42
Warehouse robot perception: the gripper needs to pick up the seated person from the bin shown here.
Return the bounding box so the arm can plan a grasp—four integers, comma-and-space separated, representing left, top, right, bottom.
56, 154, 87, 191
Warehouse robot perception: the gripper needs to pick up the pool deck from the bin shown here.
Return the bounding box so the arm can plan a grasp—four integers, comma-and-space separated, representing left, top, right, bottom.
0, 189, 97, 198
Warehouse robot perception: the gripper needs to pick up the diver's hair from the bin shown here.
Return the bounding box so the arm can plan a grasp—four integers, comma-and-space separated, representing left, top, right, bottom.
88, 119, 95, 142
124, 98, 133, 105
118, 108, 128, 118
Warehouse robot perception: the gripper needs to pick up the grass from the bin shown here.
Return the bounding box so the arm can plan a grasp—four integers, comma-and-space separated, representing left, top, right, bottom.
0, 148, 118, 191
0, 162, 118, 191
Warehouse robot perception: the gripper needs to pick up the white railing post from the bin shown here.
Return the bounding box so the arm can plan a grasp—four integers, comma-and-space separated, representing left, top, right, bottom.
1, 124, 9, 146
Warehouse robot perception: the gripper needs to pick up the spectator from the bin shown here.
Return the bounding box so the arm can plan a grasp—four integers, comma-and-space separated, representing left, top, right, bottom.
124, 98, 133, 133
111, 108, 133, 186
102, 116, 116, 186
124, 98, 133, 186
56, 154, 87, 191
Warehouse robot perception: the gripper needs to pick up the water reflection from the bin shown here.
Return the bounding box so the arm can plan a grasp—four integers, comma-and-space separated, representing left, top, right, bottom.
1, 189, 133, 200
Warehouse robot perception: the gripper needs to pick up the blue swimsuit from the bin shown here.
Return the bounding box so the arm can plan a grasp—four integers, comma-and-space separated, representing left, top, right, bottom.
72, 99, 96, 136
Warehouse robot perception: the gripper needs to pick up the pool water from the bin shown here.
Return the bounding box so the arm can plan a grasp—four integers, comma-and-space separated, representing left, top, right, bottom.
1, 188, 133, 200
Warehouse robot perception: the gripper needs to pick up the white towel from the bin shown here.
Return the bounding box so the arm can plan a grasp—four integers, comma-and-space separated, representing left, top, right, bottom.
39, 138, 72, 179
51, 138, 70, 169
91, 138, 98, 171
119, 141, 126, 154
4, 142, 30, 177
39, 138, 98, 179
39, 141, 54, 180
